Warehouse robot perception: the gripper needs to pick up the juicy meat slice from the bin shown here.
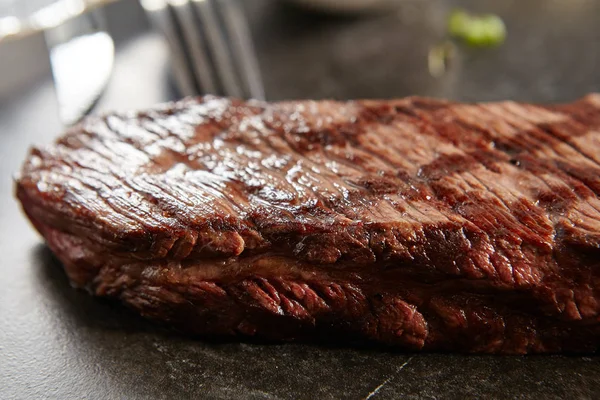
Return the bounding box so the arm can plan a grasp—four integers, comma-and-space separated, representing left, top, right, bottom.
15, 95, 600, 353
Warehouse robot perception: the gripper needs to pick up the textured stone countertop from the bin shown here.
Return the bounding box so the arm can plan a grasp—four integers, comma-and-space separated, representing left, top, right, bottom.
1, 0, 599, 398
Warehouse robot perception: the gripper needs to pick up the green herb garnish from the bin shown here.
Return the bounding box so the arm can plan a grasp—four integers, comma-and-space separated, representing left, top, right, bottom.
448, 9, 506, 47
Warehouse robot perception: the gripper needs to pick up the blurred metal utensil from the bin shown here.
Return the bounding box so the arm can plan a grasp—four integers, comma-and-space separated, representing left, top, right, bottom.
45, 6, 114, 125
140, 0, 264, 100
0, 0, 115, 125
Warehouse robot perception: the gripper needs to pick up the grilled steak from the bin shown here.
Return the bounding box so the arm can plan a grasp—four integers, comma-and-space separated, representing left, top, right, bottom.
16, 95, 600, 354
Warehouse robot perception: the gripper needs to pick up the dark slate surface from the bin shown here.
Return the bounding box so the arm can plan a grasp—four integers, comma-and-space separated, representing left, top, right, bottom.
1, 0, 600, 399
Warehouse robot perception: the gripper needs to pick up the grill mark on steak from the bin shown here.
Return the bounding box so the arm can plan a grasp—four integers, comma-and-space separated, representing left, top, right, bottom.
16, 95, 600, 353
420, 101, 596, 247
263, 106, 458, 250
386, 106, 560, 286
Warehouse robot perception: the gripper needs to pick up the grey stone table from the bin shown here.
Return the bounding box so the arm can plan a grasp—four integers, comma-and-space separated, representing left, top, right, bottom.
1, 0, 599, 399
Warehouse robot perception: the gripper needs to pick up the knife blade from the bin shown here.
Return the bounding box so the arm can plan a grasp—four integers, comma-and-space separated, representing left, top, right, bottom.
44, 6, 114, 126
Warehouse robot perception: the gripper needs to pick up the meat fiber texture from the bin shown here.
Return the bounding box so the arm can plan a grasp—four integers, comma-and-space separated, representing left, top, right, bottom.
16, 95, 600, 354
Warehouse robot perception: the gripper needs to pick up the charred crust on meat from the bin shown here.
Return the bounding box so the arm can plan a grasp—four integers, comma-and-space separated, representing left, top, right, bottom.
15, 94, 600, 353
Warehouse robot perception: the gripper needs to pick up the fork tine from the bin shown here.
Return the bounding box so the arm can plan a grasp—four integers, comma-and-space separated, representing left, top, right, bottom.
213, 0, 265, 100
140, 0, 198, 96
143, 0, 265, 99
190, 0, 244, 98
168, 0, 219, 95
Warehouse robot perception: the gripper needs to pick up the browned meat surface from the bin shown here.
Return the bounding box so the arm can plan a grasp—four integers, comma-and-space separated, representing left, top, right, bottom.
15, 95, 600, 353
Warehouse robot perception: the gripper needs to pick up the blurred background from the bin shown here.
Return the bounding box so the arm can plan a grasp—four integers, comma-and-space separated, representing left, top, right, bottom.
1, 0, 600, 120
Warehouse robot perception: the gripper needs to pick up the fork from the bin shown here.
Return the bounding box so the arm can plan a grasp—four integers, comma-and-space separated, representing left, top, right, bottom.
140, 0, 265, 100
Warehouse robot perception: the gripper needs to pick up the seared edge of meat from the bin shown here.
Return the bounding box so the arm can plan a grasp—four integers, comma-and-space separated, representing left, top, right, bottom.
15, 95, 600, 353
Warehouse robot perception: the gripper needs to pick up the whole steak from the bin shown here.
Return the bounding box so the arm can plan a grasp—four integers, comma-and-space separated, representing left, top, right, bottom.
16, 95, 600, 353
